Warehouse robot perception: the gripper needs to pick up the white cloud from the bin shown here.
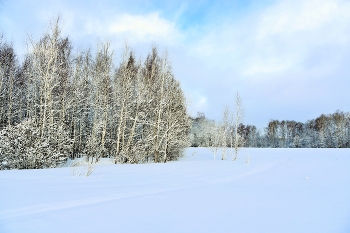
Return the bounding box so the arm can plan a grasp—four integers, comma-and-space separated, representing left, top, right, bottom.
191, 0, 350, 76
255, 0, 350, 47
256, 0, 340, 39
249, 0, 350, 75
79, 12, 181, 46
108, 13, 179, 42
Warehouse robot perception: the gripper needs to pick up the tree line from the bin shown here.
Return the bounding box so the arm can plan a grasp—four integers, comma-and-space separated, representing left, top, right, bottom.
0, 19, 190, 170
190, 110, 350, 149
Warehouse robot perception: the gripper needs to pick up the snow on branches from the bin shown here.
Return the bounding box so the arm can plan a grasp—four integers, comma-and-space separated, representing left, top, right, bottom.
0, 119, 73, 170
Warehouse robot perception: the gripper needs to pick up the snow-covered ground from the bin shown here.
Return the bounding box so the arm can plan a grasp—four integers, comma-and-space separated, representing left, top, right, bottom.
1, 148, 349, 233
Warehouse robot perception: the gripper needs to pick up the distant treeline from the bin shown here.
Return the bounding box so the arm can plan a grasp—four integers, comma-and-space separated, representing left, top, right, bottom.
190, 110, 350, 148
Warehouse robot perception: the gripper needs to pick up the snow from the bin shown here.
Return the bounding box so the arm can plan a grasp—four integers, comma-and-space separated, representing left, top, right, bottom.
1, 148, 350, 233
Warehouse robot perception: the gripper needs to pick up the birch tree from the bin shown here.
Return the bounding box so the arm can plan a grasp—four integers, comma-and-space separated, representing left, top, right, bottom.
233, 92, 244, 161
87, 42, 114, 162
158, 70, 191, 162
26, 18, 71, 139
69, 50, 93, 157
113, 47, 139, 163
221, 106, 231, 160
208, 121, 221, 160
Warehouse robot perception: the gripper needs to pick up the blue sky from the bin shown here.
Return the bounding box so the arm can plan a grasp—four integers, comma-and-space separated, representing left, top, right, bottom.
1, 0, 350, 128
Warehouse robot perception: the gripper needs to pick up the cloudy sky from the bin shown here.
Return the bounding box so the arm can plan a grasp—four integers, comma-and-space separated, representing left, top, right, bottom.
1, 0, 350, 128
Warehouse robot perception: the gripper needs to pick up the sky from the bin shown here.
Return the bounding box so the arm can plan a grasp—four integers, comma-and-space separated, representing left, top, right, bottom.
1, 0, 350, 128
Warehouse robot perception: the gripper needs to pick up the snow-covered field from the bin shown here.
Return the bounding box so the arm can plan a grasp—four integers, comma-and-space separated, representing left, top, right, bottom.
1, 148, 349, 233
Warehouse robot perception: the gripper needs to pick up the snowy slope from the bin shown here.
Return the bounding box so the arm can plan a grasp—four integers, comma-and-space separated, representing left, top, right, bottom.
0, 148, 349, 233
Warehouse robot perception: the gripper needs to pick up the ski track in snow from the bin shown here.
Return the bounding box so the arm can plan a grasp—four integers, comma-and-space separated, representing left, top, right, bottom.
1, 148, 350, 233
0, 151, 288, 222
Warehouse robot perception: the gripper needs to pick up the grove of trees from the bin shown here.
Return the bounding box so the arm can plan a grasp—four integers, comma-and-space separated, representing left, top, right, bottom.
0, 19, 191, 169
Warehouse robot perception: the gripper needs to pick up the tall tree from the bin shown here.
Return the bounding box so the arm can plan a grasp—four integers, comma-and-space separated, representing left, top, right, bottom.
233, 93, 244, 161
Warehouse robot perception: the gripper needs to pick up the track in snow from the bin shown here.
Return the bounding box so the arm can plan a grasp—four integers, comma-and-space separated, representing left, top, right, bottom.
1, 148, 349, 233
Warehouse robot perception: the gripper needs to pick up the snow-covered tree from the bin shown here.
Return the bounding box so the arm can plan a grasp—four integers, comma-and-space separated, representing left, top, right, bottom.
232, 93, 245, 161
0, 119, 72, 170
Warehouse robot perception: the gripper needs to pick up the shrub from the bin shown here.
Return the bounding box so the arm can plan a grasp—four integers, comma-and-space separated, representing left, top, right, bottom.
0, 119, 73, 170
